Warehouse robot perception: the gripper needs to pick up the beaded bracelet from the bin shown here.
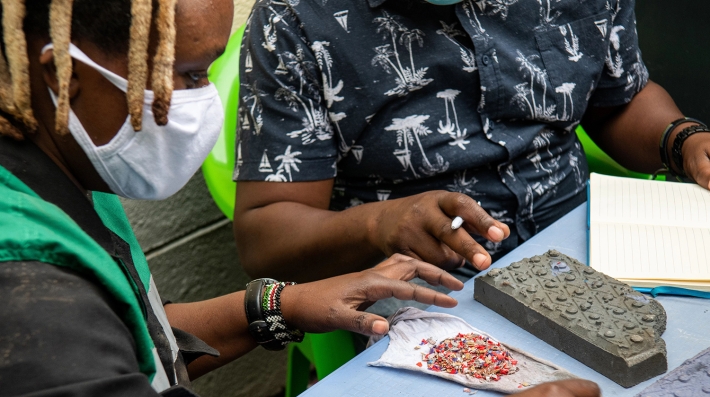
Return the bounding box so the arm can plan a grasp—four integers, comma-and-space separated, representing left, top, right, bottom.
261, 282, 304, 347
245, 279, 304, 350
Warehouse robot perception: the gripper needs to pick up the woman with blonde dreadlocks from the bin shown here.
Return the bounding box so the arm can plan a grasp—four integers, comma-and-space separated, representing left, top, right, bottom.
0, 1, 601, 396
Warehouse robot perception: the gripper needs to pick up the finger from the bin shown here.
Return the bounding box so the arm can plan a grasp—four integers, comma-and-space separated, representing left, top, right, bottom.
413, 257, 465, 290
427, 212, 493, 270
365, 277, 458, 308
556, 379, 601, 397
513, 380, 600, 397
395, 231, 463, 270
375, 255, 464, 291
436, 242, 467, 270
437, 193, 510, 241
337, 310, 391, 336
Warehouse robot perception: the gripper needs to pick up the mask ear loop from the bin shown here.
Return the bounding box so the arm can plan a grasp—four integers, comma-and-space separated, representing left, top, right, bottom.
41, 43, 130, 93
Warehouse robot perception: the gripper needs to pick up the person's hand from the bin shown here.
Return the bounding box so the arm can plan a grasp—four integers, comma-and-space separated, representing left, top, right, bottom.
681, 132, 710, 190
511, 380, 600, 397
368, 191, 510, 271
279, 254, 464, 336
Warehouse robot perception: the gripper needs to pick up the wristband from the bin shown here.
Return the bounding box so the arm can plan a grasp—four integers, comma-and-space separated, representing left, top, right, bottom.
244, 278, 303, 350
671, 124, 710, 181
659, 117, 706, 171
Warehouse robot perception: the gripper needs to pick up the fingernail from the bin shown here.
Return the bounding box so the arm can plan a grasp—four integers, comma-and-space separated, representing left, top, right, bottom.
488, 226, 504, 241
473, 253, 488, 268
372, 320, 389, 335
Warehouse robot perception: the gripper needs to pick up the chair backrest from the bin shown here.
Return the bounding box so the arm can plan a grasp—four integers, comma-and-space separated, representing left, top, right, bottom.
203, 25, 245, 220
575, 126, 653, 180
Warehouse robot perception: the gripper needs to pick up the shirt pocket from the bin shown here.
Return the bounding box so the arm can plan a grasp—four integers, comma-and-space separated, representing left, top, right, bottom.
534, 11, 611, 123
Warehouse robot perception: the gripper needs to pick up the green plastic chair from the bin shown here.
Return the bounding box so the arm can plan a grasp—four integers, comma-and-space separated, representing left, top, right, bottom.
203, 27, 241, 220
575, 126, 659, 180
204, 26, 358, 396
284, 330, 357, 397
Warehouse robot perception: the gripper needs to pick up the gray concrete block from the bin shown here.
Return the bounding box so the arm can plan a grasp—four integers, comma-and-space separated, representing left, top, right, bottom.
120, 171, 226, 253
474, 250, 667, 388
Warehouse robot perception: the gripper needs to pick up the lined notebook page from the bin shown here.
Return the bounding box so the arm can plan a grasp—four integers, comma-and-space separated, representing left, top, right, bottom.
589, 173, 710, 281
589, 173, 710, 228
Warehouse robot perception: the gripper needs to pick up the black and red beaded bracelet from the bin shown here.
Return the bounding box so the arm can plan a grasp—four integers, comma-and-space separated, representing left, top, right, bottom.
245, 278, 304, 351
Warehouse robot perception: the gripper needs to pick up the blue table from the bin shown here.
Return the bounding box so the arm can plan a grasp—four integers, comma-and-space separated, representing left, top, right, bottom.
301, 203, 710, 396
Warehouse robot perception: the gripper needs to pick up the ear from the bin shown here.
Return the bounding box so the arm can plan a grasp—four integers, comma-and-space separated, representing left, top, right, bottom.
39, 48, 79, 99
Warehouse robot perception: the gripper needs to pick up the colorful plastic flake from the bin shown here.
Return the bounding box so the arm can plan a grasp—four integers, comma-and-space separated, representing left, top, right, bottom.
416, 333, 518, 381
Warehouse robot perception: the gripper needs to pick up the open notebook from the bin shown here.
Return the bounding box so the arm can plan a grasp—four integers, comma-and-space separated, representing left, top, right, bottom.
588, 173, 710, 292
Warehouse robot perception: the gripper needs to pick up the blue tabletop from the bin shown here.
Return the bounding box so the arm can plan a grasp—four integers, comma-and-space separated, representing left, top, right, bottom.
301, 203, 710, 396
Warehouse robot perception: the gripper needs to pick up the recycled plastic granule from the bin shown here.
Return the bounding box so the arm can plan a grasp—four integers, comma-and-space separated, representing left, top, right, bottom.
418, 333, 518, 381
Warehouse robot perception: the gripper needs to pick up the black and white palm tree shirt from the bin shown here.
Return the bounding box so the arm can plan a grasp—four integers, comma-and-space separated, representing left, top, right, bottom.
235, 0, 648, 258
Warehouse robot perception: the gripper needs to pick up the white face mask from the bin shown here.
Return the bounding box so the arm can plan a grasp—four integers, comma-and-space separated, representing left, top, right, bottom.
42, 43, 224, 200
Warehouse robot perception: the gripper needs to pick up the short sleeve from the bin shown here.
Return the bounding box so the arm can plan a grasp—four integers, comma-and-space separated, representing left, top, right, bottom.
234, 1, 338, 183
588, 0, 649, 108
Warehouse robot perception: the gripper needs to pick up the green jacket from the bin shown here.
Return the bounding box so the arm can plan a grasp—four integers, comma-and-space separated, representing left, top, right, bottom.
0, 138, 204, 394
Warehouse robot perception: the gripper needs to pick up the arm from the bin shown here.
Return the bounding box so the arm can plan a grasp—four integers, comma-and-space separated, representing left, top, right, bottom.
583, 80, 710, 188
234, 180, 509, 282
233, 179, 380, 281
582, 80, 685, 173
234, 4, 508, 281
581, 1, 710, 188
165, 254, 463, 379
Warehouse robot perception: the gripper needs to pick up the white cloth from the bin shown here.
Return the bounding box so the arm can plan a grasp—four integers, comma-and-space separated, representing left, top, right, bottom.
368, 307, 576, 394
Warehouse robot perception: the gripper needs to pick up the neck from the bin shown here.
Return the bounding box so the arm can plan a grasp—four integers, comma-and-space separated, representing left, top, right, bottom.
27, 122, 92, 199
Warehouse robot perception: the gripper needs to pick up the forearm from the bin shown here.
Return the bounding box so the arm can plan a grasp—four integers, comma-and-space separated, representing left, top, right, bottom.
235, 200, 385, 282
583, 80, 685, 173
164, 292, 256, 379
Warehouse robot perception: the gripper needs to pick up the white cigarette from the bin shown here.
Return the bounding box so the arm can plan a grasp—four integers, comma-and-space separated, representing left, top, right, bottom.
451, 216, 464, 230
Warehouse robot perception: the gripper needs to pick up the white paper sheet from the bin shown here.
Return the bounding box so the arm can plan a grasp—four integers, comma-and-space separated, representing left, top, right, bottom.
368, 307, 576, 394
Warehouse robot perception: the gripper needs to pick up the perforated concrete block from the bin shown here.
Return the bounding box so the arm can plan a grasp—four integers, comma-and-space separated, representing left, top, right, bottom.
474, 250, 667, 388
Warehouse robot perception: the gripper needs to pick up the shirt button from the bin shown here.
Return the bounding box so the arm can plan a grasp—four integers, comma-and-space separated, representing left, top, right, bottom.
481, 55, 490, 66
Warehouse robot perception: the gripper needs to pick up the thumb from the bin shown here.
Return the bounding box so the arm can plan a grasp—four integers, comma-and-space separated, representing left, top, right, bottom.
341, 310, 390, 336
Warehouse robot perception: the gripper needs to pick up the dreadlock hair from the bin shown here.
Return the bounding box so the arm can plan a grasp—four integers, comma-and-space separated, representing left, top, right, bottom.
48, 0, 73, 136
150, 0, 176, 126
127, 0, 151, 131
1, 0, 36, 136
0, 0, 178, 140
